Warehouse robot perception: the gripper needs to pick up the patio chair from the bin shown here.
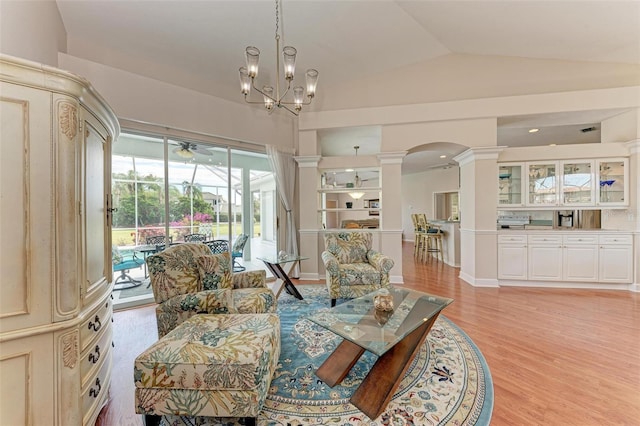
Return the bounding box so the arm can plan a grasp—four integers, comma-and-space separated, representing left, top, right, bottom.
112, 246, 145, 290
184, 233, 207, 242
146, 235, 171, 252
231, 233, 249, 272
205, 239, 230, 254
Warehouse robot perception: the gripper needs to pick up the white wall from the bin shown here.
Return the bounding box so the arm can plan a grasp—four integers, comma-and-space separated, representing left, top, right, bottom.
314, 53, 640, 111
58, 54, 295, 151
0, 0, 66, 67
401, 167, 459, 241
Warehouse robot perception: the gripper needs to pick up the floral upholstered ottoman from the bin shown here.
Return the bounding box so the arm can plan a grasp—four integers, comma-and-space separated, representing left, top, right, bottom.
134, 313, 281, 426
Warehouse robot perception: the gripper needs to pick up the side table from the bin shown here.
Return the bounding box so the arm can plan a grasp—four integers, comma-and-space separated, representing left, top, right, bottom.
257, 255, 308, 300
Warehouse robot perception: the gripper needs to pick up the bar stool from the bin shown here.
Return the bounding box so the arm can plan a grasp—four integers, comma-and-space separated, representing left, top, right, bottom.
425, 223, 444, 263
411, 214, 424, 259
412, 214, 428, 261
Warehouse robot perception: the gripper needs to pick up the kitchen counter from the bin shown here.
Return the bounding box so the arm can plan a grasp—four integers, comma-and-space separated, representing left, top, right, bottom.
430, 220, 460, 267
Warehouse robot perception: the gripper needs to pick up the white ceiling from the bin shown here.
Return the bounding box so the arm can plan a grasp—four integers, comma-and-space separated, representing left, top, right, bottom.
55, 0, 640, 173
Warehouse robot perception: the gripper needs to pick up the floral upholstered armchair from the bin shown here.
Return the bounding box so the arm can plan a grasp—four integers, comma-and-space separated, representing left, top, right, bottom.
147, 243, 276, 337
321, 232, 395, 307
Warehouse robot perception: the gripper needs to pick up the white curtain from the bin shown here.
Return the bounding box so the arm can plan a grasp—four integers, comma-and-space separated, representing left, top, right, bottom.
266, 145, 299, 275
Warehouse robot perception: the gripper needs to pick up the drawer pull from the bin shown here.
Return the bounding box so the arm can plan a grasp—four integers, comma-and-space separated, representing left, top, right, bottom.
88, 345, 101, 364
89, 378, 101, 398
88, 315, 101, 332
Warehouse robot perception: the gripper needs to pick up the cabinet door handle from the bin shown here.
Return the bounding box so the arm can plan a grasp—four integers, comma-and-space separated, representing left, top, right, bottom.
88, 345, 101, 364
88, 315, 102, 332
89, 378, 101, 398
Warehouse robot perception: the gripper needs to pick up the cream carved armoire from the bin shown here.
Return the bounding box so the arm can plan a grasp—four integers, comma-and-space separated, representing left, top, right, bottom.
0, 54, 119, 425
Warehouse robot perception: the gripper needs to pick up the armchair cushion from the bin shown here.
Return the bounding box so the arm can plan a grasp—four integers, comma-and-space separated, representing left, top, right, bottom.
232, 269, 267, 289
367, 250, 395, 273
155, 289, 232, 337
147, 243, 212, 304
197, 252, 233, 290
232, 288, 277, 314
324, 232, 371, 264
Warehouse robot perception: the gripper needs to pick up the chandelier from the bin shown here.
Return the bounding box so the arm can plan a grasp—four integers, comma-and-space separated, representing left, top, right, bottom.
238, 0, 319, 116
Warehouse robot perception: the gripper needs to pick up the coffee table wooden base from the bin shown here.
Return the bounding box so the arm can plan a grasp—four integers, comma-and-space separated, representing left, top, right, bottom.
315, 312, 441, 420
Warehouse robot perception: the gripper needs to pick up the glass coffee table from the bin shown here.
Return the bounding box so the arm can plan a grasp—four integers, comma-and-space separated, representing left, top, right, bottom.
308, 287, 453, 420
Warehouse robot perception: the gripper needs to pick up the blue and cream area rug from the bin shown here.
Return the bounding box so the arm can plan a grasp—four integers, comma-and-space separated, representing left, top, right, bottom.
163, 285, 493, 426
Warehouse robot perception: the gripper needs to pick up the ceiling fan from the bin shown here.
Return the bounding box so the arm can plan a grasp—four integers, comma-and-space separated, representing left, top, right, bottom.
172, 142, 212, 159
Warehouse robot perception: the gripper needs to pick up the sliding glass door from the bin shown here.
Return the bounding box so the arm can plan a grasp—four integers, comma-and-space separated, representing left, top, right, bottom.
111, 132, 276, 309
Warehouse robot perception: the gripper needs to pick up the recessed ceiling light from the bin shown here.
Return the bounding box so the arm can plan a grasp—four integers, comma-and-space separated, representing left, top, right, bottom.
549, 143, 557, 146
528, 128, 540, 133
440, 155, 447, 158
345, 168, 354, 172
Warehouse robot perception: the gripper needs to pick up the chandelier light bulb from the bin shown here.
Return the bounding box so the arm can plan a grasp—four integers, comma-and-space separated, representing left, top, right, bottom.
282, 46, 296, 80
245, 46, 260, 78
263, 86, 275, 110
238, 67, 251, 95
293, 86, 304, 110
305, 69, 319, 98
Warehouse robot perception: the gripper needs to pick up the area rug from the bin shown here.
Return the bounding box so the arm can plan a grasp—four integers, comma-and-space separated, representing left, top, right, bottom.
162, 285, 493, 426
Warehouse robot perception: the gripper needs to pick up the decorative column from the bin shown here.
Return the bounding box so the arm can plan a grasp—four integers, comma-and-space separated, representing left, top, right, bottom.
378, 152, 407, 283
454, 147, 505, 287
627, 139, 640, 292
295, 155, 321, 280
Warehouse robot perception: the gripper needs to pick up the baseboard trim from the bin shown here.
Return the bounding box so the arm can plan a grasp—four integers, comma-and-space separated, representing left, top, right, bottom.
390, 274, 404, 284
498, 279, 634, 291
298, 273, 320, 281
459, 272, 499, 287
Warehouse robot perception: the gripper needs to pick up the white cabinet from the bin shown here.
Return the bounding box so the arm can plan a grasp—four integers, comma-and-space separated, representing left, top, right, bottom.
497, 234, 528, 280
562, 234, 599, 281
498, 232, 634, 285
0, 55, 118, 425
599, 234, 633, 283
527, 234, 563, 281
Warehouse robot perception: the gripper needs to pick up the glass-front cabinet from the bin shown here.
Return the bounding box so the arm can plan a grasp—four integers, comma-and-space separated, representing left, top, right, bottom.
527, 162, 559, 206
597, 159, 628, 206
560, 160, 594, 206
498, 163, 524, 207
497, 157, 629, 209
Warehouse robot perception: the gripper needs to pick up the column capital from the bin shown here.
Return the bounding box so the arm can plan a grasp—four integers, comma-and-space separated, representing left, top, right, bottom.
294, 155, 322, 168
454, 146, 507, 166
627, 139, 640, 154
377, 151, 407, 165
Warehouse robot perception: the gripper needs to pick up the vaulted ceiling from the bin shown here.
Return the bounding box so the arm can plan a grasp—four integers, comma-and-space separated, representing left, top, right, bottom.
55, 0, 640, 170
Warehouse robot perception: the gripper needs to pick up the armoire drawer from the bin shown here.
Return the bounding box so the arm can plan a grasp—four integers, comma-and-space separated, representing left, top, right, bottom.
80, 298, 111, 351
81, 348, 112, 425
80, 325, 112, 387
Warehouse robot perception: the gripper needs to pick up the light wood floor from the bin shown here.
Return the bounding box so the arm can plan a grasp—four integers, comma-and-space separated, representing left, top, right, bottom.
98, 242, 640, 426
